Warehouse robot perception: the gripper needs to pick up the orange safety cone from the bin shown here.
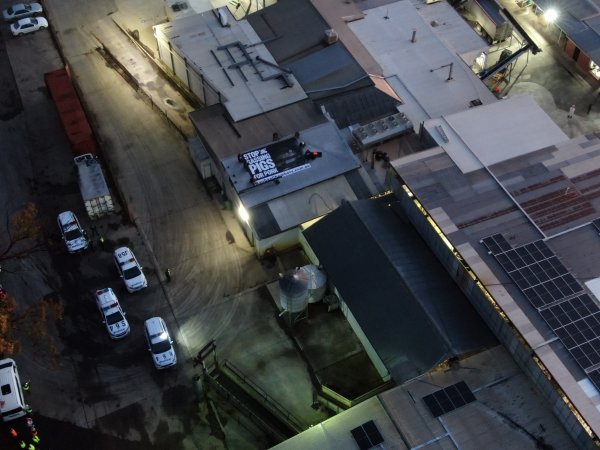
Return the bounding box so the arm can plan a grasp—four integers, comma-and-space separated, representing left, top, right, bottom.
9, 428, 17, 438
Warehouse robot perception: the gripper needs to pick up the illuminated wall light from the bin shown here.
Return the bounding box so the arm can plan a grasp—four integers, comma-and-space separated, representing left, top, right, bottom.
238, 204, 250, 223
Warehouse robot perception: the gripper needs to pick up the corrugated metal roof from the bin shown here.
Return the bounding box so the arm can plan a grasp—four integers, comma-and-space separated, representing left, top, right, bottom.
303, 196, 497, 383
535, 0, 600, 60
189, 100, 326, 162
246, 0, 331, 65
391, 128, 600, 436
317, 86, 401, 129
287, 42, 373, 100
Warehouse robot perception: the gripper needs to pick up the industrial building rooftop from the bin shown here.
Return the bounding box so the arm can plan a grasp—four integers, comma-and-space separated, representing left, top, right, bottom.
347, 1, 497, 123
391, 95, 600, 439
153, 7, 306, 121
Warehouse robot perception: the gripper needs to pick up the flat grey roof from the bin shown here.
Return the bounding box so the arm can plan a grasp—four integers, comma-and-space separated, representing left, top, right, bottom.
303, 196, 497, 382
222, 121, 363, 208
423, 94, 568, 174
411, 0, 490, 64
348, 1, 497, 123
154, 8, 307, 121
391, 119, 600, 436
272, 345, 576, 449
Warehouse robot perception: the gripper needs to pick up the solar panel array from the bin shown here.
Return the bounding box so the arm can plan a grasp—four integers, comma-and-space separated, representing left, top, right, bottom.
481, 234, 600, 392
592, 218, 600, 234
422, 381, 476, 418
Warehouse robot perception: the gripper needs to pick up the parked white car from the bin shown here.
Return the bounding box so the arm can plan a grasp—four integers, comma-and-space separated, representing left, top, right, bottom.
95, 288, 130, 339
113, 247, 147, 293
2, 3, 42, 22
57, 211, 89, 253
10, 16, 47, 36
144, 317, 176, 369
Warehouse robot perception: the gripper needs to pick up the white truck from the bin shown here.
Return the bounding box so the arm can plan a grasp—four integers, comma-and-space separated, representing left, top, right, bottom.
74, 154, 115, 219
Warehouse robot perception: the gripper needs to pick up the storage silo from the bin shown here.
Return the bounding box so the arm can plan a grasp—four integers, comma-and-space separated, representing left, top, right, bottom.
300, 265, 327, 303
278, 268, 309, 313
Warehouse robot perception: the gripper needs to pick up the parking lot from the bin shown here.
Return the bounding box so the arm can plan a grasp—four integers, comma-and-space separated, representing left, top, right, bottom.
0, 0, 358, 446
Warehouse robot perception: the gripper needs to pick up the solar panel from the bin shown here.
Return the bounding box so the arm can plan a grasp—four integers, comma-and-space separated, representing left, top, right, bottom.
350, 420, 384, 450
483, 235, 600, 393
422, 381, 476, 418
494, 241, 583, 308
481, 234, 511, 255
587, 368, 600, 392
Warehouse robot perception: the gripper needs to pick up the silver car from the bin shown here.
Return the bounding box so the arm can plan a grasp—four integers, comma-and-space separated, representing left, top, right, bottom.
2, 3, 42, 22
10, 16, 47, 36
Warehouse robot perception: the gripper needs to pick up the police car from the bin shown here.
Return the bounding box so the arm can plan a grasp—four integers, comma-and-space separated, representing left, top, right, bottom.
57, 211, 89, 253
144, 317, 177, 369
113, 247, 147, 293
95, 288, 130, 339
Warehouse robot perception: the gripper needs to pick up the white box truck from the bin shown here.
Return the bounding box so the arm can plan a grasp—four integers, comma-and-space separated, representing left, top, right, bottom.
465, 0, 512, 44
74, 154, 115, 220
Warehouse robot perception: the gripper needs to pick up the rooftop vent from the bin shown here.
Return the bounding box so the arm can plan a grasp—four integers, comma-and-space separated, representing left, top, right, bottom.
171, 2, 188, 12
324, 29, 338, 45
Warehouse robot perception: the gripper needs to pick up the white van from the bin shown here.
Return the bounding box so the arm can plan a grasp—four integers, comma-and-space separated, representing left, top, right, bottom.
0, 358, 28, 421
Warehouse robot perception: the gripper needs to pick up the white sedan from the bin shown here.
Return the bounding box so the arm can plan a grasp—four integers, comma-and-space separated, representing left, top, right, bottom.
2, 3, 42, 22
10, 16, 47, 36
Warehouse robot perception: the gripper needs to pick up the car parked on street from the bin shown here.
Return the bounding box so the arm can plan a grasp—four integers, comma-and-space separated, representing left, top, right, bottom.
10, 16, 47, 36
2, 3, 42, 22
113, 247, 147, 293
95, 288, 130, 339
144, 317, 176, 369
57, 211, 89, 253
